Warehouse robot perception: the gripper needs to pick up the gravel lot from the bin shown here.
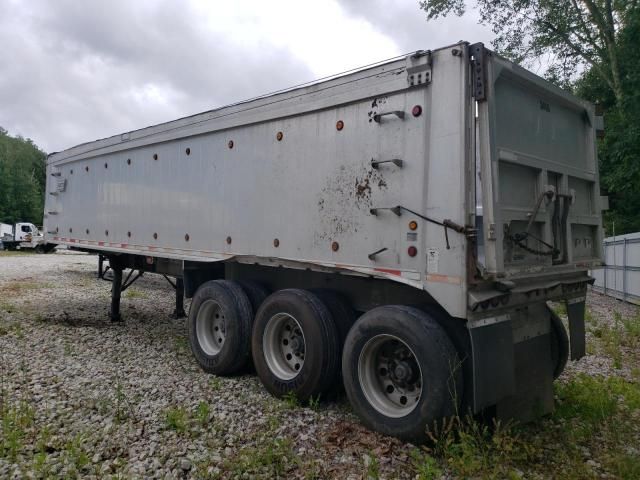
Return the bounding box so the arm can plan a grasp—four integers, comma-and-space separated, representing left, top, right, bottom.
1, 251, 639, 479
0, 252, 416, 479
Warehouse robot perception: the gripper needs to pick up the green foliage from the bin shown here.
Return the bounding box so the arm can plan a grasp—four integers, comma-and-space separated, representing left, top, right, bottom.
410, 449, 443, 480
555, 375, 619, 423
0, 400, 35, 461
227, 437, 295, 477
420, 1, 633, 96
281, 390, 300, 409
164, 407, 189, 434
590, 311, 640, 368
123, 288, 148, 299
576, 8, 640, 234
0, 127, 47, 225
196, 401, 211, 426
307, 394, 321, 411
364, 451, 380, 479
410, 374, 640, 478
424, 416, 533, 479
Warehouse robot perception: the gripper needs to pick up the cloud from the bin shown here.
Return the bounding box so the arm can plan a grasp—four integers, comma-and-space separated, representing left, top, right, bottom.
336, 0, 493, 53
0, 0, 492, 153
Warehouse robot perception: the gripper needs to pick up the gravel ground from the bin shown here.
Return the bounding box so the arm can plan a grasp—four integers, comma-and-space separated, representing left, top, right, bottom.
0, 252, 416, 479
0, 251, 638, 479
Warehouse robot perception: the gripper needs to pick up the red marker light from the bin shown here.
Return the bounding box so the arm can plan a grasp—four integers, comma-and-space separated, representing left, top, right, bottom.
412, 105, 422, 117
408, 246, 418, 257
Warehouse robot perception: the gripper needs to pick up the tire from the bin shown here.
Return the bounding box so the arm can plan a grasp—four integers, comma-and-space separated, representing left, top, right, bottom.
342, 305, 462, 442
252, 289, 340, 401
188, 280, 253, 375
309, 289, 356, 347
549, 306, 569, 379
237, 281, 270, 316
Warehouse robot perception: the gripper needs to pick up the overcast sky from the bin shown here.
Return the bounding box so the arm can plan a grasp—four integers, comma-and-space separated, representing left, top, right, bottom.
0, 0, 492, 153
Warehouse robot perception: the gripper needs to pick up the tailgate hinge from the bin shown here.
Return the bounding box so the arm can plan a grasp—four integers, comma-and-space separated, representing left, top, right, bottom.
469, 43, 488, 102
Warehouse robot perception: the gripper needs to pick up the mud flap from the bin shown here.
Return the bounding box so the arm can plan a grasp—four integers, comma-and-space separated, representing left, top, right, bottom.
469, 304, 554, 420
566, 298, 586, 360
469, 315, 515, 412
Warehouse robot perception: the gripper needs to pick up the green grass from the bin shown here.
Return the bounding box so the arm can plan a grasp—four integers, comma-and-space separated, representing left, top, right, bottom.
281, 391, 299, 409
164, 407, 189, 434
164, 402, 214, 436
364, 451, 380, 479
409, 374, 640, 479
0, 250, 36, 257
0, 400, 35, 461
589, 311, 640, 369
196, 401, 211, 426
124, 288, 147, 299
307, 394, 321, 411
0, 280, 53, 295
208, 376, 223, 391
61, 433, 91, 475
226, 437, 296, 477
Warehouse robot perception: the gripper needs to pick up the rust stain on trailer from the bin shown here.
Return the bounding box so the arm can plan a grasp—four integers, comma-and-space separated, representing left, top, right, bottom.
315, 162, 388, 243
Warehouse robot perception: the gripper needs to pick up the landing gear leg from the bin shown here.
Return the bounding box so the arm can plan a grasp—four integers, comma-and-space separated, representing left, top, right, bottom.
172, 277, 186, 319
110, 265, 123, 322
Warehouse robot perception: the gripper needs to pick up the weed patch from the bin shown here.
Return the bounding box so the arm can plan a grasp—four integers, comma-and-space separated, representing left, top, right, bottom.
281, 391, 299, 409
409, 374, 640, 479
124, 288, 148, 299
0, 400, 35, 461
164, 407, 188, 434
227, 437, 296, 477
164, 402, 214, 437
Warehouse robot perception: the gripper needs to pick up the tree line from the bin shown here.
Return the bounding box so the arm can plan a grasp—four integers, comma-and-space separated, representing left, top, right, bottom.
0, 127, 47, 226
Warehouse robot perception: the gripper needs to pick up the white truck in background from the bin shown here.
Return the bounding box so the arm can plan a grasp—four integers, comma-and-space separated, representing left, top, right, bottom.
0, 222, 54, 252
44, 41, 604, 441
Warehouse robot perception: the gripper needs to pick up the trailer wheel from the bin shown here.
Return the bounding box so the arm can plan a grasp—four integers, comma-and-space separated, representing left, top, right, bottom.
549, 306, 569, 379
309, 289, 356, 347
188, 280, 253, 375
252, 289, 340, 401
237, 281, 270, 317
342, 306, 462, 442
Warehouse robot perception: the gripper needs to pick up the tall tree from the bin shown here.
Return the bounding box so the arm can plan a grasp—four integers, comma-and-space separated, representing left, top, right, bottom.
419, 0, 635, 103
576, 8, 640, 233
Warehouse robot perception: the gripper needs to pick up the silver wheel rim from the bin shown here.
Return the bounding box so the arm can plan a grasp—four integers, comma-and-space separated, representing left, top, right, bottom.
263, 313, 306, 380
358, 334, 423, 418
195, 299, 226, 355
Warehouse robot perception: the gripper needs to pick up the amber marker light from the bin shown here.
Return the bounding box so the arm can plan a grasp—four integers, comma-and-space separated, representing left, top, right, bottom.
336, 120, 344, 131
409, 220, 418, 231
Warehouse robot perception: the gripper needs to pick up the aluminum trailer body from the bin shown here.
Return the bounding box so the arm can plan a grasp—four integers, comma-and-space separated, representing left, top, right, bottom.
44, 42, 603, 440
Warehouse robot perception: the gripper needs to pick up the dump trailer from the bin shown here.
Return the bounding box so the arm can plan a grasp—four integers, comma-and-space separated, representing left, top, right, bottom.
44, 42, 604, 441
